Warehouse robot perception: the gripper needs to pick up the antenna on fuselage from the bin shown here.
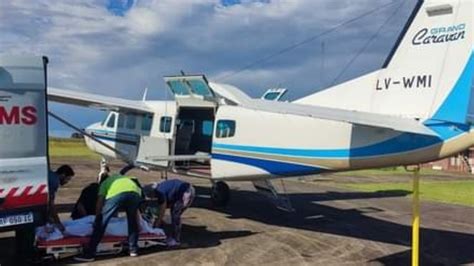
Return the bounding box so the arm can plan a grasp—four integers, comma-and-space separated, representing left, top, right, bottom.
142, 87, 148, 101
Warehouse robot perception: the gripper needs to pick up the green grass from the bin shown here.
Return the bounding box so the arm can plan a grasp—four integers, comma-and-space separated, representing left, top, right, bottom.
49, 138, 100, 160
336, 167, 463, 177
343, 180, 474, 206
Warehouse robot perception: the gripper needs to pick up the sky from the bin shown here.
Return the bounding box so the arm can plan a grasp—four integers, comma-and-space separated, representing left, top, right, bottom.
0, 0, 417, 136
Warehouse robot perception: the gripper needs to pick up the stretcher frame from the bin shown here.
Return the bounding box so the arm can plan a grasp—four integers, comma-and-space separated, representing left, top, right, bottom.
36, 233, 166, 260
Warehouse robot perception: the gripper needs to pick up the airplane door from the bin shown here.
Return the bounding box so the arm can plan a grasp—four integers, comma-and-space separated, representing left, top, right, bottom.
163, 75, 218, 108
136, 136, 170, 168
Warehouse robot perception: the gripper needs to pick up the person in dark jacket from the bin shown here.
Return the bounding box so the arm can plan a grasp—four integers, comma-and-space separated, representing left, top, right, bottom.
70, 165, 112, 220
70, 183, 99, 220
48, 165, 75, 231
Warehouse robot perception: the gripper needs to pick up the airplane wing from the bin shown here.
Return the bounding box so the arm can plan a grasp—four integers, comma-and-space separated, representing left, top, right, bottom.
47, 87, 153, 114
244, 100, 438, 137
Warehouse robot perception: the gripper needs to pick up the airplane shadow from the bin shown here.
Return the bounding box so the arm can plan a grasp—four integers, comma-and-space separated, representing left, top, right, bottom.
61, 224, 254, 265
192, 185, 474, 266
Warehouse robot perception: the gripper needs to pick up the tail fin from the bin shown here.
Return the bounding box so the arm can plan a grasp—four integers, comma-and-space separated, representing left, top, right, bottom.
297, 0, 474, 124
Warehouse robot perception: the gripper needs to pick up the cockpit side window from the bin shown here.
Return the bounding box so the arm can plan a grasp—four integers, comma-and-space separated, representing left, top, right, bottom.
141, 114, 153, 131
106, 113, 116, 128
117, 113, 125, 128
126, 115, 136, 129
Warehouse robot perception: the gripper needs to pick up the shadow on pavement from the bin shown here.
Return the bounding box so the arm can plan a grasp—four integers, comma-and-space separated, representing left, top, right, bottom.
60, 224, 254, 265
192, 185, 474, 266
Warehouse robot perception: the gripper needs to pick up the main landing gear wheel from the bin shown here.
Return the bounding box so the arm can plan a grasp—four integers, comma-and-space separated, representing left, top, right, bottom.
211, 181, 230, 207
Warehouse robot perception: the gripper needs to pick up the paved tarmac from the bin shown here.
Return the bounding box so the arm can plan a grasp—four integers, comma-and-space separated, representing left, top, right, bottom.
1, 159, 473, 265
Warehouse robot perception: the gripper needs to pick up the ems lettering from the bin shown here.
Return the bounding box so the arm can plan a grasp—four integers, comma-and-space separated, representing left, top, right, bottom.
0, 106, 37, 125
376, 75, 432, 91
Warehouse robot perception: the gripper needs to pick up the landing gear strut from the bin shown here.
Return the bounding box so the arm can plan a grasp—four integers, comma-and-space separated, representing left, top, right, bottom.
211, 181, 230, 207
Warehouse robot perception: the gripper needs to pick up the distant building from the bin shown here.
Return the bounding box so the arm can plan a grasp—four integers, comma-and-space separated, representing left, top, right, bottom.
423, 147, 474, 174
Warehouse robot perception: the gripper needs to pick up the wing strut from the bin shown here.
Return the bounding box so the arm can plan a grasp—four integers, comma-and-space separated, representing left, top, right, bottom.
48, 112, 134, 164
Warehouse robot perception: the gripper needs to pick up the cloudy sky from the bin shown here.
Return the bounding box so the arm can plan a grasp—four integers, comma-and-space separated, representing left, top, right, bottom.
0, 0, 417, 136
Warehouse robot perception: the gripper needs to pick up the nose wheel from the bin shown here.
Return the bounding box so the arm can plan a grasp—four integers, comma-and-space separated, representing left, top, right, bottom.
211, 181, 230, 207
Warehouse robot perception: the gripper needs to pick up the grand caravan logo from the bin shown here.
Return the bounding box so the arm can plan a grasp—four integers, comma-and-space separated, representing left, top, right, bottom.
412, 24, 466, 45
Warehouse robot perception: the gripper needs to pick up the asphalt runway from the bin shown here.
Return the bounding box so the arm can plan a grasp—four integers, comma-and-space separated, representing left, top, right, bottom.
1, 159, 473, 265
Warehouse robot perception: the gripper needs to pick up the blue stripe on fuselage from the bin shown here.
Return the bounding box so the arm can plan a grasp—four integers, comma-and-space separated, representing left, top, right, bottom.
88, 130, 139, 146
212, 153, 322, 176
213, 122, 469, 159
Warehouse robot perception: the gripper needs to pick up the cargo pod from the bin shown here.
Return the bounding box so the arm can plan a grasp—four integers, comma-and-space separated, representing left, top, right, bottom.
163, 75, 218, 177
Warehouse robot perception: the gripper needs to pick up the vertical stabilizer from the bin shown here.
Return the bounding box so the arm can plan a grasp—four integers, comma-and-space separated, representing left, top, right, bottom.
297, 0, 474, 124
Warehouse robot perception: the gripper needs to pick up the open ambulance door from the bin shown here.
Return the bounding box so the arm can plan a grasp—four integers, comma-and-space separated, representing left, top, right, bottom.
0, 56, 49, 233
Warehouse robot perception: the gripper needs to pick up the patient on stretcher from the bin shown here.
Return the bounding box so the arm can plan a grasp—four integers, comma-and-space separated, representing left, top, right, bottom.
36, 214, 165, 241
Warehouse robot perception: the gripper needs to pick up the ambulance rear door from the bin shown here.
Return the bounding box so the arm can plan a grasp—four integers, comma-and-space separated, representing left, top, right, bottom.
0, 56, 49, 230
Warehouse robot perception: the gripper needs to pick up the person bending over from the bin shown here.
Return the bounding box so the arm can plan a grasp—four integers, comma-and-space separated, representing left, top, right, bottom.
143, 179, 195, 247
74, 173, 142, 262
70, 166, 112, 220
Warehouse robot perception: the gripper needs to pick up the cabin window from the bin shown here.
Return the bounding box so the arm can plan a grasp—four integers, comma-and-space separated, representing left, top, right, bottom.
202, 120, 214, 136
117, 114, 125, 128
106, 113, 116, 128
216, 120, 236, 138
126, 115, 136, 129
160, 116, 172, 133
141, 114, 153, 131
264, 92, 281, 101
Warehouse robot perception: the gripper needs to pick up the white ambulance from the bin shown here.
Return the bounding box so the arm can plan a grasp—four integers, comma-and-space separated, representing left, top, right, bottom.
0, 56, 49, 232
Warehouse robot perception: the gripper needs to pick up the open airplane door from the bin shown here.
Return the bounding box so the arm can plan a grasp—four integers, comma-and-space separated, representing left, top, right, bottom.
163, 75, 219, 108
136, 136, 170, 168
159, 75, 218, 176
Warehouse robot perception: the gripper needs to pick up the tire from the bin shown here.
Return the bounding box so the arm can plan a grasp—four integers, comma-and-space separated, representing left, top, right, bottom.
211, 181, 230, 207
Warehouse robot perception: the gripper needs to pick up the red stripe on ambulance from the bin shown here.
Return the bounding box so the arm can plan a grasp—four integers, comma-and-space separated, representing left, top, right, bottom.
0, 184, 48, 210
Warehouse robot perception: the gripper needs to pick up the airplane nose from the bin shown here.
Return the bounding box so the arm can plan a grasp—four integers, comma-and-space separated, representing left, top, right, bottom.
85, 124, 94, 134
85, 122, 100, 135
83, 122, 101, 151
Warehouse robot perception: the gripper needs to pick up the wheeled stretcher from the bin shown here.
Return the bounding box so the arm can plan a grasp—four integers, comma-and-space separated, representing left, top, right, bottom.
36, 233, 166, 260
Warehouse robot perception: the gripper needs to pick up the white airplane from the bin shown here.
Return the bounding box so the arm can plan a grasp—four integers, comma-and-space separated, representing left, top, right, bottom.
48, 0, 474, 209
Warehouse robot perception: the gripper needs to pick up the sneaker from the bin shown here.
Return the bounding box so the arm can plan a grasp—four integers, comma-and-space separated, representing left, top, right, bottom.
166, 238, 180, 247
130, 251, 138, 257
74, 254, 95, 262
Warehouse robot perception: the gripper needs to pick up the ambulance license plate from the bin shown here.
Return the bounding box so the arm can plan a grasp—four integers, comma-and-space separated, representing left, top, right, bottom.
0, 212, 34, 227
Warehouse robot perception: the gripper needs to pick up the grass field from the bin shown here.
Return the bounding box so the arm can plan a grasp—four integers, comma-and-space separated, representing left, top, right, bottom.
336, 167, 465, 177
343, 181, 474, 207
49, 138, 100, 159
